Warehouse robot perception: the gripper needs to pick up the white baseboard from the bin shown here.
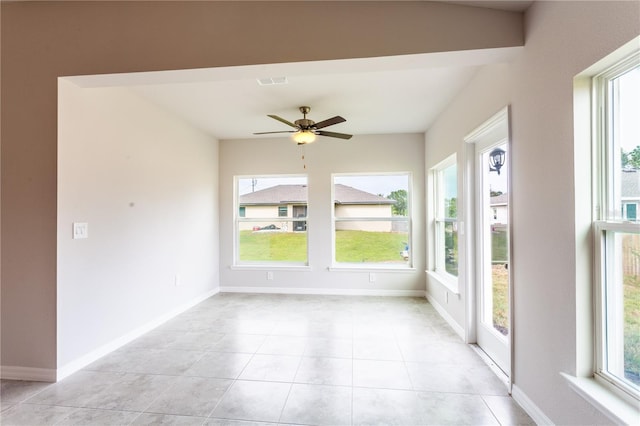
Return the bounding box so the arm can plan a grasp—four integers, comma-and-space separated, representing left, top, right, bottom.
512, 384, 554, 425
425, 293, 465, 340
53, 287, 219, 382
0, 366, 57, 382
219, 286, 425, 297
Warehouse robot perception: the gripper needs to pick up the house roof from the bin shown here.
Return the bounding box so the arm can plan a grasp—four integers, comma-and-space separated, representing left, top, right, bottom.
239, 184, 394, 205
334, 184, 395, 205
622, 169, 640, 198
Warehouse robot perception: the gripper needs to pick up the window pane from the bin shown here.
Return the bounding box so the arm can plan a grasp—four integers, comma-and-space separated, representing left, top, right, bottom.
615, 67, 640, 222
444, 221, 458, 275
606, 232, 640, 388
237, 176, 307, 264
622, 233, 640, 386
482, 144, 509, 337
334, 174, 410, 266
335, 227, 409, 264
491, 226, 509, 336
443, 164, 457, 220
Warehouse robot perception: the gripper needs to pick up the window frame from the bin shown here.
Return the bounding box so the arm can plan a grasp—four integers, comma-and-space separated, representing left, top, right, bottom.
234, 174, 309, 268
331, 172, 413, 270
592, 52, 640, 403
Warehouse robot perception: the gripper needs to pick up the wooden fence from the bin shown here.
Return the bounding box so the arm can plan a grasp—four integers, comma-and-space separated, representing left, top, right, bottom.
623, 233, 640, 276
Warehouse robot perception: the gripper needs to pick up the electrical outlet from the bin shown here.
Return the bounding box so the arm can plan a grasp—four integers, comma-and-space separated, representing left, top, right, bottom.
174, 274, 181, 287
267, 271, 274, 280
72, 222, 88, 239
369, 273, 376, 283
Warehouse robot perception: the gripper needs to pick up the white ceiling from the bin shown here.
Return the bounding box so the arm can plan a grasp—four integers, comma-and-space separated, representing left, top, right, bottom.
67, 2, 529, 141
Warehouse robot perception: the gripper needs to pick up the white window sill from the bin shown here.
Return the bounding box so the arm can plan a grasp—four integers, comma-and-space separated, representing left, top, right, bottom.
328, 265, 416, 273
561, 373, 639, 425
426, 270, 460, 295
230, 265, 312, 271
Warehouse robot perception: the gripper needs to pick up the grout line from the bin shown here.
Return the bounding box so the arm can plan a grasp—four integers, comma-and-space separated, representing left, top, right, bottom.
480, 394, 504, 426
351, 327, 355, 426
205, 338, 260, 418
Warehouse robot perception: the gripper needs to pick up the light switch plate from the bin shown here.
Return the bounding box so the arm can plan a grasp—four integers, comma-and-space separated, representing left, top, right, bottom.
73, 222, 88, 239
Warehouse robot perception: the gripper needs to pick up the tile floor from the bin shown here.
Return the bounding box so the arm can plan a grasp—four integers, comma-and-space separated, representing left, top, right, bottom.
1, 293, 535, 425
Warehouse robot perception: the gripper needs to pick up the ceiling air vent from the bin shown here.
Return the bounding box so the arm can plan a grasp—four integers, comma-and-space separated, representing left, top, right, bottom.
257, 77, 288, 86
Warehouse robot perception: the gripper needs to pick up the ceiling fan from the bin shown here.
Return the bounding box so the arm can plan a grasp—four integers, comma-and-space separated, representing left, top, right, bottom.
253, 106, 353, 145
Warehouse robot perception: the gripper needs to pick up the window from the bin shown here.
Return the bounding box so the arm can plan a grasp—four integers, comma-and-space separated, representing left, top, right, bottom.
432, 155, 458, 278
332, 173, 411, 267
593, 53, 639, 402
235, 175, 308, 265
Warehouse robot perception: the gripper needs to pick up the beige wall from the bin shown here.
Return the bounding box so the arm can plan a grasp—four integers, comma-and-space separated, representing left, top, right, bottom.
425, 1, 639, 424
1, 1, 521, 373
57, 80, 219, 371
239, 205, 297, 231
335, 204, 395, 232
335, 204, 392, 218
244, 205, 281, 219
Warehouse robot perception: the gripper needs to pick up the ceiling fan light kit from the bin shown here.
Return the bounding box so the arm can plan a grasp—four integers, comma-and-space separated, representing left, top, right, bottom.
254, 106, 353, 145
293, 130, 317, 144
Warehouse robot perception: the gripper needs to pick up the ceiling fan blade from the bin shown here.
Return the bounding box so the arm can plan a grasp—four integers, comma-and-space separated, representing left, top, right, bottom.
313, 116, 346, 129
317, 130, 353, 140
267, 114, 298, 128
253, 131, 295, 135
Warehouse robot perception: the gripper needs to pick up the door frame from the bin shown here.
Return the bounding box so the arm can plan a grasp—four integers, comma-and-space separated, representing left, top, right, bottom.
463, 106, 514, 391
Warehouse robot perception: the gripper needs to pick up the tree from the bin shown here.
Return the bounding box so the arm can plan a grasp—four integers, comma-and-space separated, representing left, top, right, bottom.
446, 197, 457, 218
387, 189, 407, 216
622, 146, 640, 168
490, 190, 503, 197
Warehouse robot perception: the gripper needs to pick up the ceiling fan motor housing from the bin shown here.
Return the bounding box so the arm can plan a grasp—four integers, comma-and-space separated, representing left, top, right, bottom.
295, 118, 315, 130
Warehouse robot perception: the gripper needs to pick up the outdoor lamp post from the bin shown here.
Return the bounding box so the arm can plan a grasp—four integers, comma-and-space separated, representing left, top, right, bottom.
489, 147, 506, 175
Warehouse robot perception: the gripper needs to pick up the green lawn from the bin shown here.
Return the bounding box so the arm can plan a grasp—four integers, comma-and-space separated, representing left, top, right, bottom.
492, 264, 509, 335
239, 231, 307, 262
335, 230, 408, 263
239, 229, 408, 264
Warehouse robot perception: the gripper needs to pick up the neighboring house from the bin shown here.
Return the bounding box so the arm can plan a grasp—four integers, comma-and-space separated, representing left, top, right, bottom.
622, 168, 639, 221
490, 193, 508, 226
239, 184, 395, 232
239, 184, 309, 231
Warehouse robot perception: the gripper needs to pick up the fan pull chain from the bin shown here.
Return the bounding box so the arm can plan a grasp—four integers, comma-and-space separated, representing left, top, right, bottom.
301, 145, 307, 170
